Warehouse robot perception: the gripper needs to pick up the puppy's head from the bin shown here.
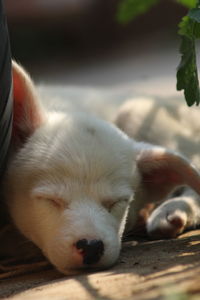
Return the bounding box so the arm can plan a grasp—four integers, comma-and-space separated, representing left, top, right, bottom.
5, 62, 200, 274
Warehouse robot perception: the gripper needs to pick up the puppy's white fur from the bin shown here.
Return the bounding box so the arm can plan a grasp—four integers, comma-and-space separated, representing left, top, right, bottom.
4, 62, 200, 274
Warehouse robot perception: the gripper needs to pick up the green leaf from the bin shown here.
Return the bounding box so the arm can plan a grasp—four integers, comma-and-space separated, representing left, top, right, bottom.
188, 8, 200, 22
178, 15, 200, 38
116, 0, 159, 24
176, 0, 196, 9
178, 16, 194, 37
176, 36, 200, 106
176, 3, 200, 106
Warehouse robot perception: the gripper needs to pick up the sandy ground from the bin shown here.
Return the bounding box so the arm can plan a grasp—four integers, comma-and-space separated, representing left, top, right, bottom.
1, 230, 200, 300
2, 30, 200, 299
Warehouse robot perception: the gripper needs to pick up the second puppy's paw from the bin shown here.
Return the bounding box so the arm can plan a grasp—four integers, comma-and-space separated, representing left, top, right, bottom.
146, 198, 192, 239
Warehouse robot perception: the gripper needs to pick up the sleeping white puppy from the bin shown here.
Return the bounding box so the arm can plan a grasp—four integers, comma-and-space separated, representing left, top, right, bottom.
4, 62, 200, 274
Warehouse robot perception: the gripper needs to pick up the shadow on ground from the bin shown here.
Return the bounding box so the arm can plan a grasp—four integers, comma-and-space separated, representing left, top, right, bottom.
1, 230, 200, 300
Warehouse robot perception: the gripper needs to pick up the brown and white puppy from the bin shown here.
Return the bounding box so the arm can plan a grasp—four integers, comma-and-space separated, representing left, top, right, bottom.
116, 98, 200, 239
4, 62, 200, 274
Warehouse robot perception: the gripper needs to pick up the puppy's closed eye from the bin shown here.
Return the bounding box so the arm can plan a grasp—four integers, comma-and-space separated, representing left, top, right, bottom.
34, 194, 66, 209
44, 197, 66, 209
103, 198, 130, 212
103, 200, 117, 211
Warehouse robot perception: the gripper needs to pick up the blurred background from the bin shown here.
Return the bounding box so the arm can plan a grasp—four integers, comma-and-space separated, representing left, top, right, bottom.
5, 0, 188, 97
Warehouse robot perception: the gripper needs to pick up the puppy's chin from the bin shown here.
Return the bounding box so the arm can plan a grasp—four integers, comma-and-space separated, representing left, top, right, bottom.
44, 240, 120, 275
57, 263, 115, 276
53, 257, 119, 275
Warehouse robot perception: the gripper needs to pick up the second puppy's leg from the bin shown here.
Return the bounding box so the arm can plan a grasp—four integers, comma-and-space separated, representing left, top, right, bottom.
146, 188, 200, 239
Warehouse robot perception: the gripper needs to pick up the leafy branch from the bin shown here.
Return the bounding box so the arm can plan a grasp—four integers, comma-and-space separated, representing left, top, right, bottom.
177, 1, 200, 106
116, 0, 160, 24
117, 0, 200, 106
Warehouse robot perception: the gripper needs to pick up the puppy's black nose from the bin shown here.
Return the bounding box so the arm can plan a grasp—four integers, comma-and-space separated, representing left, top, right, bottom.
76, 239, 104, 265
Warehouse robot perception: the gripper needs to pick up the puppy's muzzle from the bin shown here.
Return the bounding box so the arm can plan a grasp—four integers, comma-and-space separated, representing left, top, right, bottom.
75, 239, 104, 265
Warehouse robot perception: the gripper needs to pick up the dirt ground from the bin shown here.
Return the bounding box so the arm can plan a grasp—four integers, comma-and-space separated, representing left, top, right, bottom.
0, 230, 200, 300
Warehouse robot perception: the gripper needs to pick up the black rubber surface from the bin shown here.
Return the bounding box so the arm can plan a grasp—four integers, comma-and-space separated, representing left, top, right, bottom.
0, 0, 12, 177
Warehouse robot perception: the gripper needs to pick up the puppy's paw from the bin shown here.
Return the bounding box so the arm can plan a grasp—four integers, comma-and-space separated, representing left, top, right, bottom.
146, 198, 192, 239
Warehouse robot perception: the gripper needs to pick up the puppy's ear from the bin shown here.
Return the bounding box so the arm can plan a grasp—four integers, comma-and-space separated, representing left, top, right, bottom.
136, 143, 200, 202
12, 61, 45, 144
